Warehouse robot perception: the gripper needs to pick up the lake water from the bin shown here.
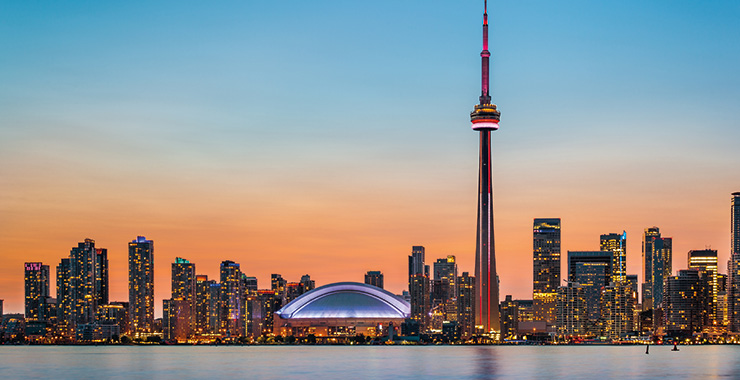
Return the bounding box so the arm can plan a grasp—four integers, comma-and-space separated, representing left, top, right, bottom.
1, 345, 738, 379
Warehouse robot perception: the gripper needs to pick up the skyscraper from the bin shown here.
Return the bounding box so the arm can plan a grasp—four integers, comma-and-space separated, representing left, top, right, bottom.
24, 262, 50, 321
56, 258, 72, 335
729, 192, 740, 332
665, 269, 706, 335
470, 0, 502, 335
433, 255, 458, 305
408, 246, 430, 329
456, 272, 476, 338
129, 236, 154, 336
172, 257, 196, 336
567, 251, 613, 329
69, 239, 98, 329
688, 249, 718, 324
95, 248, 109, 307
600, 231, 627, 283
641, 227, 672, 313
556, 282, 586, 337
600, 282, 635, 339
364, 271, 384, 289
533, 218, 561, 324
220, 260, 243, 336
194, 275, 212, 334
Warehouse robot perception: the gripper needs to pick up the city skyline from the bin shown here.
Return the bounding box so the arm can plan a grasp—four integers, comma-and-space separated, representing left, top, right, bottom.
2, 0, 740, 315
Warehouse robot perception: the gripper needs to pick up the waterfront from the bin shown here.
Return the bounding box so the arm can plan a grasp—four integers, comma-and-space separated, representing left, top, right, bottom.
1, 345, 738, 379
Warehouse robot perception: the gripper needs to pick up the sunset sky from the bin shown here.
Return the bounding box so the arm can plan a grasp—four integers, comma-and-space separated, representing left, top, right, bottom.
1, 0, 739, 316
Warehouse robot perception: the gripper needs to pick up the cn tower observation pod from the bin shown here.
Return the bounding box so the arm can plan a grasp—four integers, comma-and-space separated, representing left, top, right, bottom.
275, 282, 410, 320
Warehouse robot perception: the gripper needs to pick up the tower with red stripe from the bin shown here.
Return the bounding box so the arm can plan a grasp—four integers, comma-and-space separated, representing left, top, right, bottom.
470, 0, 501, 336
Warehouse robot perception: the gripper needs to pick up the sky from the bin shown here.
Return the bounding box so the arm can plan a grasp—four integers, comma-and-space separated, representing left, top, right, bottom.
1, 0, 739, 316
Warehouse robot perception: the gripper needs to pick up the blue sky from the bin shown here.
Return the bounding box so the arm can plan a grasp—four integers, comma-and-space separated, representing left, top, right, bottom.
1, 0, 739, 312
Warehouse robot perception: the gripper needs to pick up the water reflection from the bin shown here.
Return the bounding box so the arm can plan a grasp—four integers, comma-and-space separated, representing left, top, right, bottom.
473, 346, 498, 379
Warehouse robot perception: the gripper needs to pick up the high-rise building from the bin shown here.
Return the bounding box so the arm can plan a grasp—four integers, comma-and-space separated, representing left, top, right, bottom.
56, 258, 72, 335
243, 276, 258, 294
500, 295, 518, 339
0, 299, 3, 317
300, 274, 315, 292
456, 272, 476, 338
470, 0, 502, 336
194, 275, 212, 334
688, 249, 718, 324
567, 251, 613, 329
533, 218, 561, 324
208, 282, 221, 333
364, 271, 384, 289
24, 262, 50, 321
171, 257, 196, 337
600, 282, 635, 339
70, 239, 98, 329
128, 236, 154, 336
600, 232, 627, 283
729, 192, 740, 332
665, 269, 706, 335
95, 248, 109, 307
433, 256, 458, 305
271, 274, 287, 300
220, 260, 243, 336
717, 273, 729, 326
556, 282, 586, 337
408, 246, 430, 329
641, 227, 672, 313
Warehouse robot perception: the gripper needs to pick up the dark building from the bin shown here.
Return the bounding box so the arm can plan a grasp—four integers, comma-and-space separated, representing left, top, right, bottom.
56, 258, 72, 336
128, 236, 154, 336
665, 269, 707, 337
500, 295, 518, 339
95, 248, 109, 306
364, 271, 384, 289
600, 232, 627, 283
567, 251, 613, 329
729, 192, 740, 332
642, 227, 672, 314
432, 256, 458, 307
194, 275, 213, 334
408, 246, 430, 330
300, 275, 315, 292
220, 260, 243, 336
533, 218, 561, 324
456, 272, 476, 338
24, 262, 50, 321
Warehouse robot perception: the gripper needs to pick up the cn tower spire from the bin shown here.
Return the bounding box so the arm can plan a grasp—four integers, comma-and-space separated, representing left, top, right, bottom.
469, 0, 501, 337
480, 0, 490, 105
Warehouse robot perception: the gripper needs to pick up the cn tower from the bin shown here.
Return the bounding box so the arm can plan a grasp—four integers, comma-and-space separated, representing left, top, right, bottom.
470, 0, 501, 335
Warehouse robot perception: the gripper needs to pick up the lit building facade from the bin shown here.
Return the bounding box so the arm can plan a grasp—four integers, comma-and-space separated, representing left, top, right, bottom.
56, 258, 72, 335
688, 249, 718, 324
642, 227, 672, 313
533, 218, 561, 324
194, 275, 212, 334
500, 295, 518, 339
600, 231, 627, 282
729, 192, 740, 332
70, 239, 99, 330
556, 282, 586, 337
171, 257, 196, 337
24, 262, 50, 321
600, 282, 634, 339
364, 271, 384, 289
220, 260, 243, 336
128, 236, 154, 336
568, 251, 612, 331
432, 255, 458, 322
408, 246, 430, 329
665, 269, 706, 336
456, 272, 476, 338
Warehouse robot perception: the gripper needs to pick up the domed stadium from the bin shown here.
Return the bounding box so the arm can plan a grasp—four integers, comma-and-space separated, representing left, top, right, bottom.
273, 282, 410, 338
